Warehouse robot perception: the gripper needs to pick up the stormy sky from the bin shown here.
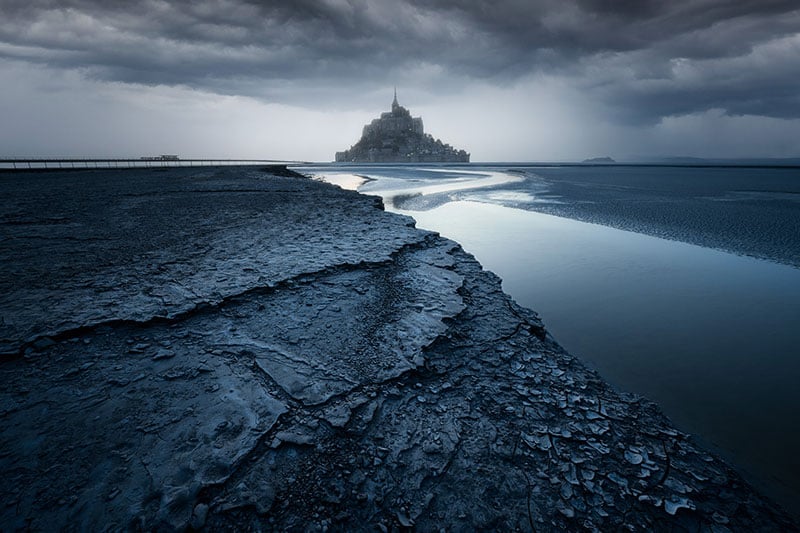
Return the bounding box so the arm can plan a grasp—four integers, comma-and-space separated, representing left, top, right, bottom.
1, 0, 799, 161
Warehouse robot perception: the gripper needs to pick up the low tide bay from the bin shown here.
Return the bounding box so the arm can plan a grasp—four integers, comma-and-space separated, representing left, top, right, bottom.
312, 163, 800, 517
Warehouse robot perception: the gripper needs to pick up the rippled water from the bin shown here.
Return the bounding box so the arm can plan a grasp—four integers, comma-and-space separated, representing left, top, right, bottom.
307, 163, 800, 516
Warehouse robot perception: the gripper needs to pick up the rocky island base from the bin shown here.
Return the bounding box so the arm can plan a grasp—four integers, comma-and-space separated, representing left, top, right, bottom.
0, 166, 794, 531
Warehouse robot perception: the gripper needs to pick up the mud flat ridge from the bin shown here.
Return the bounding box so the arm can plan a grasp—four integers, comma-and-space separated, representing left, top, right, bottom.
0, 166, 795, 530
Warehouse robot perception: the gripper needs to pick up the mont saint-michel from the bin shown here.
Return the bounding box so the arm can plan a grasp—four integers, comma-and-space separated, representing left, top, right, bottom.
335, 91, 469, 163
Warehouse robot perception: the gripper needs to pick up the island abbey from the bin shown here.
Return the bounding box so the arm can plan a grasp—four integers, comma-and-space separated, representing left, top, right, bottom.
335, 91, 470, 163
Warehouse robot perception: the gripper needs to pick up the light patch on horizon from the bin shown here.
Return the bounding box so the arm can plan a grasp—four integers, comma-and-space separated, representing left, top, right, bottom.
0, 59, 373, 161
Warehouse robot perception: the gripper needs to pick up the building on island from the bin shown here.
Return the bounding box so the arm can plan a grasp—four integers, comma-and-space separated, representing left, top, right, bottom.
335, 90, 469, 163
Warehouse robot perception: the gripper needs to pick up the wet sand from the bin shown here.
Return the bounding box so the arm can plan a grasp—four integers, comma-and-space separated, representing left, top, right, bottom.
0, 166, 795, 530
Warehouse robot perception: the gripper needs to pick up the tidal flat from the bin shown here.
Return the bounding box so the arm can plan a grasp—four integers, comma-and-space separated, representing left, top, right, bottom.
0, 166, 796, 530
313, 163, 800, 518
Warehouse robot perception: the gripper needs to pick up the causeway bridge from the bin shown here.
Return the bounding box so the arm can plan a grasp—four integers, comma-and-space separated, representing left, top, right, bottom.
0, 157, 304, 170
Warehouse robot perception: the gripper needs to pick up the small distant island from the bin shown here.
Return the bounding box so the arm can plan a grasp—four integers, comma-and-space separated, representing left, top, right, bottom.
582, 156, 616, 164
335, 90, 469, 163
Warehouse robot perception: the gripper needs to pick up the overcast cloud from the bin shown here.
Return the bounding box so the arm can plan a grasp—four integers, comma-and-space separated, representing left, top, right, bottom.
1, 0, 799, 160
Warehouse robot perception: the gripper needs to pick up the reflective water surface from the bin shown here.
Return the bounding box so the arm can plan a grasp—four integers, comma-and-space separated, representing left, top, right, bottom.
309, 165, 800, 516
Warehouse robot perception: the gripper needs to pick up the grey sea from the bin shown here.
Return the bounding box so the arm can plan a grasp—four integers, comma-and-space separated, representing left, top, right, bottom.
306, 162, 800, 518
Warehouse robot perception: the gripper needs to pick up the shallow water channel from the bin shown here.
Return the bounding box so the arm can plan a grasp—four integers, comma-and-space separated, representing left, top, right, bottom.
314, 167, 800, 517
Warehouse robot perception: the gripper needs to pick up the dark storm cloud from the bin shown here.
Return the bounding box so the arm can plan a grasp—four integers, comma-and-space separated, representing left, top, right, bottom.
1, 0, 799, 120
593, 35, 800, 123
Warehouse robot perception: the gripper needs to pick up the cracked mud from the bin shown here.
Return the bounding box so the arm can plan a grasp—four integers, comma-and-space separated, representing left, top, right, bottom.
0, 166, 795, 530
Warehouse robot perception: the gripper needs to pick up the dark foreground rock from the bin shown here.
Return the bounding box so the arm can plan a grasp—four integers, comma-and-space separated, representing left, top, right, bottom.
0, 167, 795, 531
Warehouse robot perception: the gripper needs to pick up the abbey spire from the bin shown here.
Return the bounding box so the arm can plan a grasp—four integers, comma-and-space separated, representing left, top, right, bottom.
392, 87, 399, 111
